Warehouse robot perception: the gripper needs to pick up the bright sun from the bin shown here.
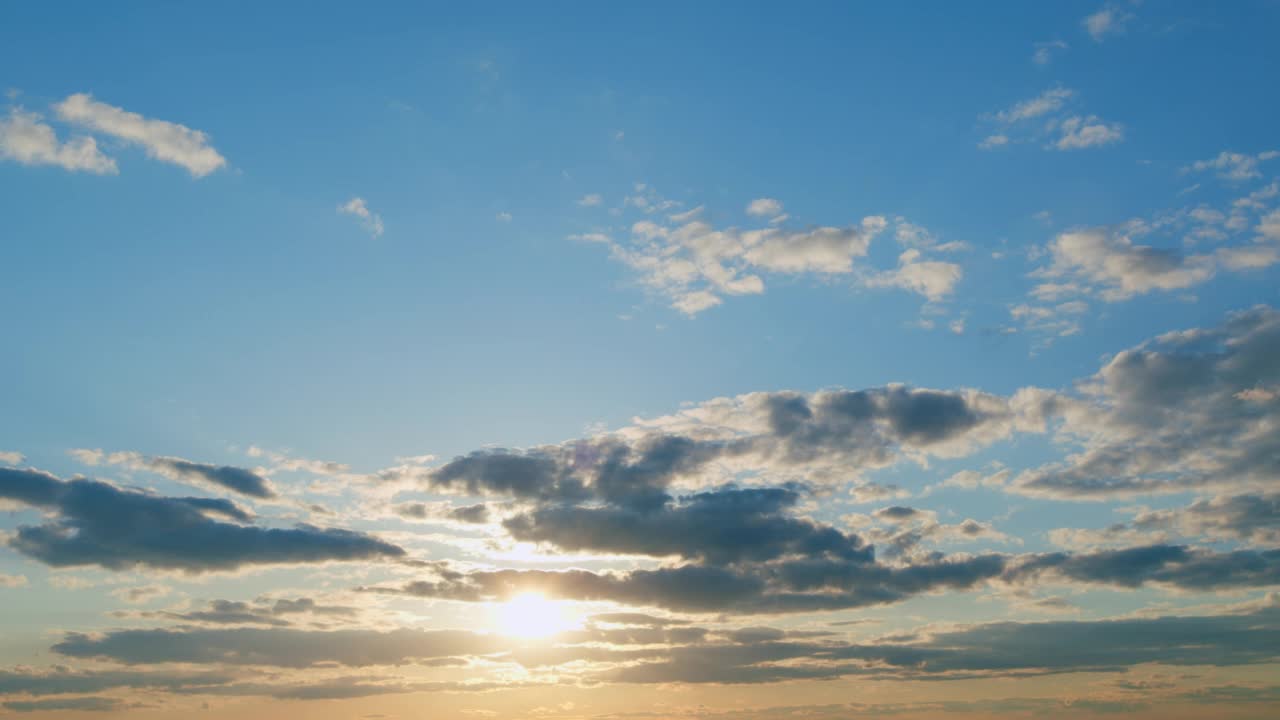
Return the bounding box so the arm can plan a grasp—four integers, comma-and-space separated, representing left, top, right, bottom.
494, 593, 579, 638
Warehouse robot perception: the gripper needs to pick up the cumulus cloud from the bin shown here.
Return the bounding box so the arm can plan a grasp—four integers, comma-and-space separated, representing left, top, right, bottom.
745, 198, 784, 218
577, 190, 957, 314
1035, 228, 1218, 301
1054, 115, 1123, 150
866, 249, 963, 301
53, 93, 225, 177
0, 467, 404, 572
0, 108, 116, 174
1014, 306, 1280, 498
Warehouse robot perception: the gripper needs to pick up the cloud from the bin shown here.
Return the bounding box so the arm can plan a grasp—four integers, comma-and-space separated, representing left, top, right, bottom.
983, 89, 1123, 152
0, 467, 404, 572
1054, 115, 1124, 150
0, 108, 116, 174
578, 193, 603, 207
1051, 492, 1280, 548
1032, 40, 1069, 65
745, 198, 784, 218
417, 385, 1039, 512
1084, 5, 1133, 42
603, 604, 1280, 684
1186, 150, 1280, 182
3, 697, 132, 713
577, 190, 955, 314
1035, 228, 1217, 301
0, 574, 28, 588
993, 88, 1074, 124
72, 449, 274, 499
502, 485, 873, 564
141, 596, 357, 627
1014, 306, 1280, 498
866, 249, 963, 301
978, 134, 1009, 150
53, 93, 225, 177
110, 585, 170, 605
0, 668, 236, 697
0, 451, 23, 465
1006, 545, 1280, 592
339, 197, 385, 238
54, 626, 506, 668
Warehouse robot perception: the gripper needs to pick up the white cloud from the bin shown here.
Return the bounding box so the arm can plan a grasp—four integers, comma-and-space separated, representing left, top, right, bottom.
577, 193, 603, 207
994, 88, 1074, 123
1186, 150, 1279, 182
0, 450, 24, 465
578, 189, 967, 314
496, 211, 513, 223
54, 93, 225, 177
338, 197, 385, 238
1083, 5, 1132, 42
1054, 115, 1123, 150
1038, 229, 1216, 301
745, 198, 784, 218
0, 108, 117, 174
984, 90, 1123, 152
867, 249, 963, 302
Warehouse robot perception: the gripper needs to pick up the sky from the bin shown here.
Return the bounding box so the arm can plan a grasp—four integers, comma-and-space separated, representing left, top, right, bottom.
2, 1, 1280, 718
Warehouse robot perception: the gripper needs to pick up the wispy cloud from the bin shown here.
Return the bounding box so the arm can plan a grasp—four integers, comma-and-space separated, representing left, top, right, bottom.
338, 197, 385, 238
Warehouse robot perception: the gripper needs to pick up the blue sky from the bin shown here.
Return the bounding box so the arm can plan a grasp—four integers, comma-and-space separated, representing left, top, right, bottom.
2, 2, 1280, 718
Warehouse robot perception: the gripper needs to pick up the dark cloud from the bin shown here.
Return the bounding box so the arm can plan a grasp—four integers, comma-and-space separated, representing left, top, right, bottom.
503, 485, 871, 565
1016, 305, 1280, 498
141, 455, 275, 499
1006, 545, 1280, 591
374, 543, 1280, 615
53, 626, 505, 668
602, 605, 1280, 684
0, 468, 404, 572
137, 597, 358, 626
447, 503, 490, 524
418, 386, 1024, 512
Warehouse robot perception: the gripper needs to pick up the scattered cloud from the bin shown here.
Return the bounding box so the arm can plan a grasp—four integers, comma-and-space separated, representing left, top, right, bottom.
338, 197, 385, 238
1084, 5, 1134, 42
54, 93, 226, 177
0, 108, 116, 174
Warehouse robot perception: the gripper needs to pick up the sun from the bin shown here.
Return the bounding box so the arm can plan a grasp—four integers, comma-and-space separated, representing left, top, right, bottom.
493, 592, 579, 638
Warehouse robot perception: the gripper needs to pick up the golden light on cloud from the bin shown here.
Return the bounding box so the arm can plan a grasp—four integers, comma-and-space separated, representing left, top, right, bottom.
493, 592, 581, 638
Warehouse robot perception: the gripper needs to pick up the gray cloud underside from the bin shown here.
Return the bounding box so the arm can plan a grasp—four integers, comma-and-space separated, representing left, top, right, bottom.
1014, 305, 1280, 498
372, 544, 1280, 614
0, 468, 404, 571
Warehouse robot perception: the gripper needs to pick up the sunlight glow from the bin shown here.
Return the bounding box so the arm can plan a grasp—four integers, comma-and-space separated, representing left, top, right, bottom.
493, 593, 580, 638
